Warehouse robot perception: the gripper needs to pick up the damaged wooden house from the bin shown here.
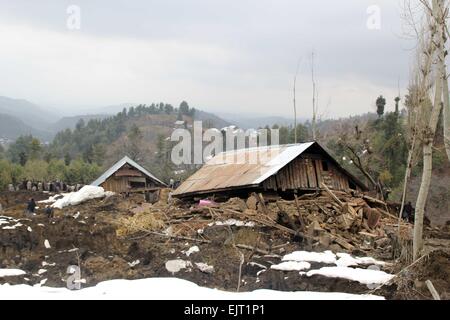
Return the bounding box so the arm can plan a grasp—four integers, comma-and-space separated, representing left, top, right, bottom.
91, 156, 167, 202
173, 142, 367, 200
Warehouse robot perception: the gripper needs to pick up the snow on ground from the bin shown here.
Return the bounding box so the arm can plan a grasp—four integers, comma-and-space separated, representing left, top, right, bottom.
165, 260, 193, 274
282, 250, 337, 264
208, 219, 255, 227
335, 253, 388, 267
0, 278, 385, 300
0, 269, 26, 277
195, 263, 215, 274
271, 261, 311, 271
184, 246, 200, 257
281, 250, 387, 268
38, 194, 67, 204
275, 250, 393, 286
48, 186, 114, 209
306, 267, 394, 285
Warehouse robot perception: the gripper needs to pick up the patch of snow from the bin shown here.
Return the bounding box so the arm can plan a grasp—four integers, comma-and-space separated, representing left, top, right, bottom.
27, 227, 32, 232
68, 248, 79, 252
0, 278, 385, 300
38, 269, 47, 275
271, 261, 311, 271
42, 262, 56, 267
256, 269, 266, 277
34, 279, 47, 287
195, 263, 214, 274
128, 260, 140, 267
208, 219, 255, 228
0, 269, 26, 277
335, 253, 387, 268
51, 186, 114, 209
306, 267, 394, 285
282, 250, 336, 264
37, 224, 45, 227
248, 262, 267, 270
165, 260, 193, 274
3, 222, 23, 230
44, 240, 51, 249
38, 194, 66, 204
184, 246, 200, 257
73, 212, 80, 219
74, 279, 87, 284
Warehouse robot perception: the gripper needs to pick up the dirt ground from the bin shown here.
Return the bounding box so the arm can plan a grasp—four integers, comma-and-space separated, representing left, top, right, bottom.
0, 191, 448, 299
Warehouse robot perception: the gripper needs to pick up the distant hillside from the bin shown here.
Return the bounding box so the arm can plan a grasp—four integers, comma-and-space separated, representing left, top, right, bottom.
92, 103, 136, 115
0, 96, 57, 131
194, 110, 231, 129
50, 114, 111, 132
0, 113, 53, 140
216, 112, 308, 129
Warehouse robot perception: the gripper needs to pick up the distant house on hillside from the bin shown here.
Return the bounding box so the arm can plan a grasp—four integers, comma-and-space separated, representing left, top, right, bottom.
172, 142, 367, 199
91, 156, 166, 195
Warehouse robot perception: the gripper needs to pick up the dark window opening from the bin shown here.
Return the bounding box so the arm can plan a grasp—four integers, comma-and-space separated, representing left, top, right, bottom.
322, 161, 329, 171
129, 181, 146, 189
349, 180, 357, 190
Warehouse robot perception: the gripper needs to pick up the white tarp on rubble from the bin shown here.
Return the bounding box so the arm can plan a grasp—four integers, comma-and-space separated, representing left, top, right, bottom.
0, 277, 385, 300
49, 186, 114, 209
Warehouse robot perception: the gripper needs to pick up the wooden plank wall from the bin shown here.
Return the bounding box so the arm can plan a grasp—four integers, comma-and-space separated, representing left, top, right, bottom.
102, 176, 161, 193
262, 154, 354, 192
102, 177, 129, 193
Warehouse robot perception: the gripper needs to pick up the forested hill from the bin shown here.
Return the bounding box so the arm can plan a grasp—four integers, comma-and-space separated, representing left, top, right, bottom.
0, 101, 226, 189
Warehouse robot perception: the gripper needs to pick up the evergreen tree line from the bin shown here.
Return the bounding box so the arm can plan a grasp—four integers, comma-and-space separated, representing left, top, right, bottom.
0, 101, 196, 190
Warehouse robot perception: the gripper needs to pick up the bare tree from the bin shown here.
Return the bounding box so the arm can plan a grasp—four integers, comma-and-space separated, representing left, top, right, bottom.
410, 0, 448, 260
293, 58, 302, 144
311, 52, 318, 141
443, 75, 450, 160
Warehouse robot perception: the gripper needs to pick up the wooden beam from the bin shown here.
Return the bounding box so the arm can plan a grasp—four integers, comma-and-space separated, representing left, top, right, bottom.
425, 280, 441, 300
320, 182, 344, 207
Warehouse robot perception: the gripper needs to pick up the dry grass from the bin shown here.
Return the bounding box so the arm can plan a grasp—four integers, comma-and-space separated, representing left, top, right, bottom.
116, 211, 166, 237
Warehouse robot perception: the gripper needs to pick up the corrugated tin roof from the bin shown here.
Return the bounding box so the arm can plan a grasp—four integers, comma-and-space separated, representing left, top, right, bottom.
173, 142, 367, 197
91, 156, 166, 187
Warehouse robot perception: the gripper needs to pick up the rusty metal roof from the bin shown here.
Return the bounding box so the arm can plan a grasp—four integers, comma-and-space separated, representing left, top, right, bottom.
173, 142, 367, 197
173, 143, 314, 196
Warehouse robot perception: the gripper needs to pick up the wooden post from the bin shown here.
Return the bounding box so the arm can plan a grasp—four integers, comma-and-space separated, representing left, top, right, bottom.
425, 280, 441, 300
320, 182, 344, 207
294, 194, 307, 232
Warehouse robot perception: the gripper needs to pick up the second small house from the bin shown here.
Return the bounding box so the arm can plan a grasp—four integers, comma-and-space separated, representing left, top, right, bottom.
91, 156, 167, 201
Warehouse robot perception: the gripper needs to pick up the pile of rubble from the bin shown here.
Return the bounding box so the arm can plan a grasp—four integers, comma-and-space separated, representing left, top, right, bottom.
123, 188, 411, 258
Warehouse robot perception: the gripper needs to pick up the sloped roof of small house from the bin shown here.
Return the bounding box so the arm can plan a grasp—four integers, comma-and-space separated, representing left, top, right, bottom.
91, 156, 166, 187
173, 142, 366, 197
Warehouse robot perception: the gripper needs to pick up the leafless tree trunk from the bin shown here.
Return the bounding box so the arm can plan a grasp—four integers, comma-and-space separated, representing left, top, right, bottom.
311, 52, 318, 141
413, 0, 446, 260
399, 77, 421, 230
443, 68, 450, 160
293, 59, 301, 144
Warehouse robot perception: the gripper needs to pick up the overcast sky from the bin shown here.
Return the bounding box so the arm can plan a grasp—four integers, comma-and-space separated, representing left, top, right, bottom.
0, 0, 415, 118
